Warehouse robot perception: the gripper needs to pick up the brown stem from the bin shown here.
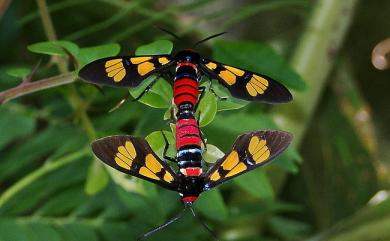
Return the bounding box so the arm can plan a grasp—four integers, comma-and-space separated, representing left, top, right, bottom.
0, 73, 76, 104
36, 0, 57, 41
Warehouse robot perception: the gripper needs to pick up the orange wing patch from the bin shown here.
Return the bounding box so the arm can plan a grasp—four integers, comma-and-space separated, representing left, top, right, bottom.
130, 56, 152, 64
246, 74, 269, 96
218, 70, 236, 85
138, 154, 174, 183
115, 141, 136, 170
217, 65, 245, 86
248, 135, 270, 163
129, 56, 163, 76
158, 57, 170, 65
209, 151, 248, 181
224, 65, 245, 76
105, 59, 126, 82
138, 62, 155, 76
206, 62, 217, 70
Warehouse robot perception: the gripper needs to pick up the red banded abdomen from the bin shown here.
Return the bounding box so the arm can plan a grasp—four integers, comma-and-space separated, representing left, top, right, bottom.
173, 78, 198, 107
176, 118, 201, 149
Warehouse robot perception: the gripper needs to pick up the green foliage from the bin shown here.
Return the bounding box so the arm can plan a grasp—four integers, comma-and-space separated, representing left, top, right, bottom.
134, 39, 173, 55
78, 43, 120, 67
5, 67, 31, 78
1, 0, 385, 241
28, 41, 79, 57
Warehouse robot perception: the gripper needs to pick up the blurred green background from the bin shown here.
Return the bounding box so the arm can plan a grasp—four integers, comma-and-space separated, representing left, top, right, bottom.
0, 0, 389, 240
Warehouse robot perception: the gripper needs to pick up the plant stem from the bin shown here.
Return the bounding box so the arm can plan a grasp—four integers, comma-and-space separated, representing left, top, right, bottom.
36, 0, 96, 140
0, 72, 76, 104
272, 0, 359, 147
36, 0, 57, 41
0, 148, 90, 208
225, 1, 358, 239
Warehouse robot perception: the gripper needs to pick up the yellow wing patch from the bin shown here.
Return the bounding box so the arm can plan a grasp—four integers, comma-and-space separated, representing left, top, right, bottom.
210, 171, 221, 181
139, 167, 159, 180
137, 154, 174, 183
163, 172, 174, 183
248, 136, 270, 163
138, 62, 155, 76
226, 162, 247, 177
105, 59, 126, 82
115, 141, 136, 170
206, 62, 217, 70
145, 154, 163, 173
218, 65, 246, 86
224, 65, 245, 76
130, 56, 152, 64
209, 151, 248, 181
221, 151, 239, 170
219, 70, 236, 85
158, 57, 169, 65
246, 74, 269, 97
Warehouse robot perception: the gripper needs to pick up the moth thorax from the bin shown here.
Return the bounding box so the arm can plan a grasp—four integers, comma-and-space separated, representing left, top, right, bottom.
176, 118, 201, 149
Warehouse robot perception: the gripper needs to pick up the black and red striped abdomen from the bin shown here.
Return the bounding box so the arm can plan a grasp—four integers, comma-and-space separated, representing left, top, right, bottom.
175, 118, 201, 150
173, 78, 198, 107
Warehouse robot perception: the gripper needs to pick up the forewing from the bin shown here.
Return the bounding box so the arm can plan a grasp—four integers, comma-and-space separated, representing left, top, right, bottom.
204, 130, 292, 190
79, 55, 174, 87
200, 58, 292, 103
92, 135, 180, 191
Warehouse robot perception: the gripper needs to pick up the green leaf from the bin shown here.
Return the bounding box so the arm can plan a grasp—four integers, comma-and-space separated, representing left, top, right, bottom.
135, 39, 173, 55
5, 67, 31, 78
0, 220, 30, 241
196, 189, 228, 221
203, 144, 224, 163
85, 160, 110, 195
35, 186, 86, 216
78, 43, 121, 67
234, 169, 274, 199
145, 130, 175, 159
269, 216, 310, 240
207, 83, 248, 111
213, 40, 306, 91
163, 107, 173, 120
0, 126, 84, 182
129, 77, 172, 108
195, 91, 217, 127
27, 223, 62, 241
0, 108, 35, 149
28, 40, 79, 57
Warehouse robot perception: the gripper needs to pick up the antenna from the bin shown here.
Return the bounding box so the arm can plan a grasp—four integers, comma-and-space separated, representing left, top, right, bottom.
193, 32, 227, 47
155, 26, 182, 41
190, 207, 219, 241
137, 207, 188, 241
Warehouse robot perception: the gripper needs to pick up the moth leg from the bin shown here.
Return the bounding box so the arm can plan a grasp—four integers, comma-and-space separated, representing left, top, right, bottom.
194, 86, 206, 112
196, 111, 208, 153
208, 79, 227, 101
161, 130, 176, 163
109, 92, 130, 112
132, 75, 160, 102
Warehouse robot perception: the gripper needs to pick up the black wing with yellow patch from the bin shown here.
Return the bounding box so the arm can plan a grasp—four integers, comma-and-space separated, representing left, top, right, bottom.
203, 130, 292, 190
92, 135, 180, 191
79, 55, 174, 87
200, 59, 292, 103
